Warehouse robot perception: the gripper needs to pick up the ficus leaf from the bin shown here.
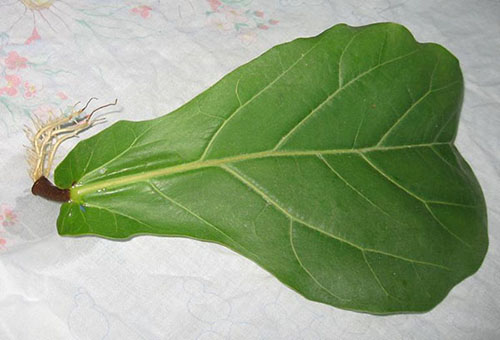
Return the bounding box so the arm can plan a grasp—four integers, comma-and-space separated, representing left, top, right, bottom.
54, 23, 488, 314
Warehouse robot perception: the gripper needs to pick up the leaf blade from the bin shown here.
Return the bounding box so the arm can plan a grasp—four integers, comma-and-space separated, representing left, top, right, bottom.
54, 23, 488, 314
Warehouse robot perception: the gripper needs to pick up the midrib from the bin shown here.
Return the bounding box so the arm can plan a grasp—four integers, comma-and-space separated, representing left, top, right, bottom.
71, 142, 450, 201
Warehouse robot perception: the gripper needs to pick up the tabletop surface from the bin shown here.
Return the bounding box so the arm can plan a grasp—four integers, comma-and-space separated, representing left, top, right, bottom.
0, 1, 499, 339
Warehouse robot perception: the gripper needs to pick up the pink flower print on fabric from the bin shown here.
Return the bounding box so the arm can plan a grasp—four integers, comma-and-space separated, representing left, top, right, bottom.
25, 27, 41, 45
205, 1, 280, 43
208, 0, 222, 11
131, 5, 152, 19
0, 205, 17, 227
24, 81, 37, 98
0, 237, 7, 251
0, 74, 22, 97
57, 91, 68, 100
5, 51, 28, 70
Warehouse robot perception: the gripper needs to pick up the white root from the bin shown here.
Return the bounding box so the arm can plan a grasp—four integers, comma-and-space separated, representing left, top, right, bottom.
25, 98, 117, 181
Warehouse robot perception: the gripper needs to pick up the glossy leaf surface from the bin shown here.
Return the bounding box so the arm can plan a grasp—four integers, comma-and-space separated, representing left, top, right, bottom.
54, 23, 488, 314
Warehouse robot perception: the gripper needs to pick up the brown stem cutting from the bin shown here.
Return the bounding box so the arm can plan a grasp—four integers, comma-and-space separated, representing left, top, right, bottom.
31, 176, 70, 202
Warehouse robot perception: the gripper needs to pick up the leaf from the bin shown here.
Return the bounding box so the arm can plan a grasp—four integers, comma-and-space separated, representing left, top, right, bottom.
54, 23, 488, 314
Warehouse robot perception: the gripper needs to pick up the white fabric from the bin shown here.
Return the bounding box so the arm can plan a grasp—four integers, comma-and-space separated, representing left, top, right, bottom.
0, 1, 499, 339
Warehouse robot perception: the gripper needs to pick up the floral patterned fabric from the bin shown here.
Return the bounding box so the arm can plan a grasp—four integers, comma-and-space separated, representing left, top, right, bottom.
0, 1, 499, 339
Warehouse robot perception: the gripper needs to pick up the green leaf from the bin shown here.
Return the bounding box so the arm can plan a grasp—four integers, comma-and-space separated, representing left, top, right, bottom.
54, 23, 488, 314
